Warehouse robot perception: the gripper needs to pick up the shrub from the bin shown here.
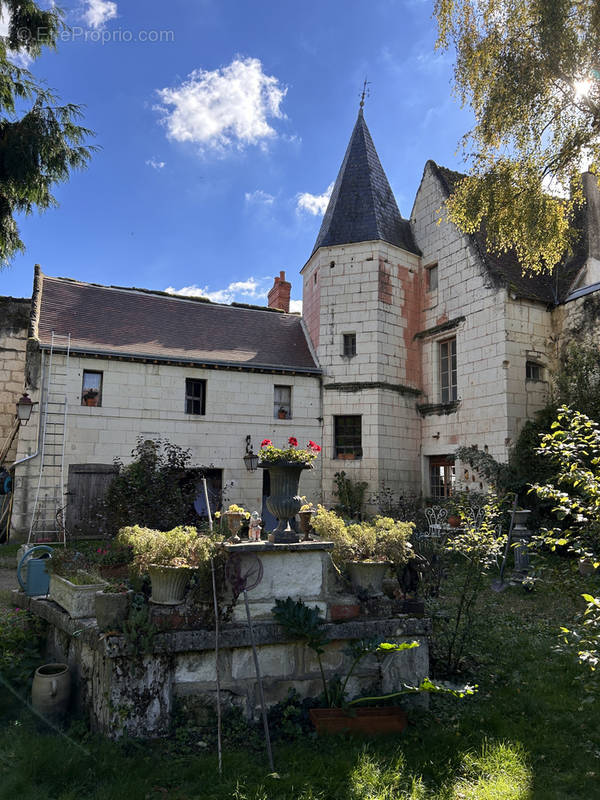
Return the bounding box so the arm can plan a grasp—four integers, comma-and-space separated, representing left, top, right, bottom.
117, 525, 216, 572
0, 607, 45, 692
333, 471, 369, 519
531, 405, 600, 561
311, 507, 413, 568
103, 437, 199, 534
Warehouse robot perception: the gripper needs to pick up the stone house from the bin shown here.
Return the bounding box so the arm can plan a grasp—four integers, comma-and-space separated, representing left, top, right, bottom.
4, 109, 600, 540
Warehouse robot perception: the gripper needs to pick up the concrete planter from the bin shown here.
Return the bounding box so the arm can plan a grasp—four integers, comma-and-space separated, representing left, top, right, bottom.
309, 707, 407, 736
49, 573, 107, 618
95, 589, 133, 631
347, 561, 390, 596
148, 564, 191, 605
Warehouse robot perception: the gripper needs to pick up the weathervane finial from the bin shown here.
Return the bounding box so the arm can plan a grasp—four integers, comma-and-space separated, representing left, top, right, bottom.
359, 78, 371, 113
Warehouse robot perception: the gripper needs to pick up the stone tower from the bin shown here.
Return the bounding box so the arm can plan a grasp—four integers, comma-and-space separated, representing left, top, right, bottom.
301, 109, 424, 504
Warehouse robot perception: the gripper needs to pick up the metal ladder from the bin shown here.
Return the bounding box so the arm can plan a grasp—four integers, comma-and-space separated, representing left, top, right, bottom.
28, 331, 71, 545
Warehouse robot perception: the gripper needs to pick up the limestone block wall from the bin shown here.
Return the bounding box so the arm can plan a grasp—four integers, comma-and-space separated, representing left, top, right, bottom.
36, 596, 430, 739
411, 163, 532, 488
503, 297, 553, 445
0, 297, 30, 464
11, 352, 322, 538
302, 241, 422, 502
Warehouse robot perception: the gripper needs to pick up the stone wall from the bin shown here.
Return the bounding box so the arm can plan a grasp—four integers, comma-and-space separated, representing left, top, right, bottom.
35, 599, 429, 739
11, 352, 323, 539
411, 163, 555, 491
301, 240, 422, 504
23, 542, 430, 739
0, 297, 30, 464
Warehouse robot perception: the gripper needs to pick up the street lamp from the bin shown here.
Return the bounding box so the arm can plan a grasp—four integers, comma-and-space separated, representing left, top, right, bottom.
16, 393, 36, 424
243, 435, 259, 472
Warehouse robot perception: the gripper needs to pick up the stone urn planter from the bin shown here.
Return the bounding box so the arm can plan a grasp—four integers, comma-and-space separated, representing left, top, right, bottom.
95, 589, 134, 631
298, 509, 315, 539
347, 561, 390, 596
148, 564, 192, 605
259, 461, 309, 543
49, 573, 107, 618
309, 707, 407, 736
223, 511, 245, 543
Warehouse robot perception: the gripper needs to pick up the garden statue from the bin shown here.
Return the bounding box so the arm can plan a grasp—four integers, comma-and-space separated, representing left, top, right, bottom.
248, 511, 262, 542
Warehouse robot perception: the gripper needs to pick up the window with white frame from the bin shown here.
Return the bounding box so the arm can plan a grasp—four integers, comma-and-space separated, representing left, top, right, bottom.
439, 338, 457, 403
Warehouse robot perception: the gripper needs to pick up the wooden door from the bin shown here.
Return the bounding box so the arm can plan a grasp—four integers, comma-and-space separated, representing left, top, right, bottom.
66, 464, 117, 539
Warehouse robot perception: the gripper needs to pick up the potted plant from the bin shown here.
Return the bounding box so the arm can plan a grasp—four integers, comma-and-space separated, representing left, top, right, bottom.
46, 548, 107, 618
117, 525, 216, 605
258, 437, 321, 543
277, 407, 288, 419
311, 507, 414, 596
298, 499, 316, 539
82, 388, 99, 407
95, 582, 134, 631
215, 504, 251, 543
272, 597, 475, 735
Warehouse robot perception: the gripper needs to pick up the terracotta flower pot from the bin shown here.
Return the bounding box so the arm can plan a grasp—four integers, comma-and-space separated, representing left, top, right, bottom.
309, 707, 407, 736
447, 515, 461, 528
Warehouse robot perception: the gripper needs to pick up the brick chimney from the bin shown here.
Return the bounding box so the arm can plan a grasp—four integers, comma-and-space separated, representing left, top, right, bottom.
268, 270, 291, 312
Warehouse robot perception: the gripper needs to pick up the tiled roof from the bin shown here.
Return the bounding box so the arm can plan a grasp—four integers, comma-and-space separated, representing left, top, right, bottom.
430, 161, 585, 304
312, 110, 420, 256
36, 274, 319, 373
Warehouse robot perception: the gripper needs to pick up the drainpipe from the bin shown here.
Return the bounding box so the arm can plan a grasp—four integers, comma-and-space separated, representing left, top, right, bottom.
11, 350, 46, 470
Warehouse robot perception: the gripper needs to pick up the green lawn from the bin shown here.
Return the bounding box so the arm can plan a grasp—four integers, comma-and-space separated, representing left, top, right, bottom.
1, 559, 599, 800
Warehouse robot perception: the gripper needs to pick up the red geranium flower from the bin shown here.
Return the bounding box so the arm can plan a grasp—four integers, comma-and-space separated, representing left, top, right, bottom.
308, 441, 321, 452
288, 437, 298, 447
261, 439, 272, 447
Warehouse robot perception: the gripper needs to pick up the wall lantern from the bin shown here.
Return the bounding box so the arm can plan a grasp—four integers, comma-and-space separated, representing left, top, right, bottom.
243, 435, 259, 472
16, 392, 36, 424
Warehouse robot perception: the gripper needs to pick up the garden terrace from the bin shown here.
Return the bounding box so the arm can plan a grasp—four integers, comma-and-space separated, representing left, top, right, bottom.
18, 540, 430, 739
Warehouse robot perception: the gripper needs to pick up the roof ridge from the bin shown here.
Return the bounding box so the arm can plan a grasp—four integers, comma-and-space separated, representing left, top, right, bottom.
43, 274, 294, 316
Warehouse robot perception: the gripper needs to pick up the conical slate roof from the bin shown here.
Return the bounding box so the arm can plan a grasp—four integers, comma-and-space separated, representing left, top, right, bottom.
312, 110, 419, 255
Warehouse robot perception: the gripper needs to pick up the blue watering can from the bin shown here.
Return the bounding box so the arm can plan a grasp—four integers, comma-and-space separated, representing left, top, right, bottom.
17, 545, 53, 596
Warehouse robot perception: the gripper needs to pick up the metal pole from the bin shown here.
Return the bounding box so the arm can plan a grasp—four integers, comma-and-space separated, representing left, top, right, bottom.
243, 587, 274, 772
203, 477, 222, 777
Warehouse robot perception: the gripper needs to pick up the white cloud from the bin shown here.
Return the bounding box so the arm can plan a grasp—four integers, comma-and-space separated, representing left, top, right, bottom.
165, 276, 273, 305
296, 182, 333, 216
244, 189, 275, 205
155, 57, 287, 152
289, 299, 303, 314
82, 0, 118, 28
146, 158, 166, 170
0, 12, 32, 67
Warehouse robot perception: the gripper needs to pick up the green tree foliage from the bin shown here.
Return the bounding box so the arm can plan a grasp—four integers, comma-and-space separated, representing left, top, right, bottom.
104, 437, 199, 533
435, 0, 600, 273
532, 405, 600, 561
0, 1, 94, 266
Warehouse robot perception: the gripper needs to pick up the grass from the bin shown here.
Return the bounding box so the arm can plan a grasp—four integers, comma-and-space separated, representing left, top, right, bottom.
1, 558, 599, 799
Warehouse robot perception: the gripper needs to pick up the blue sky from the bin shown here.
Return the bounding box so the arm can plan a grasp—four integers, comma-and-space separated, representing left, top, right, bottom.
0, 0, 473, 307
